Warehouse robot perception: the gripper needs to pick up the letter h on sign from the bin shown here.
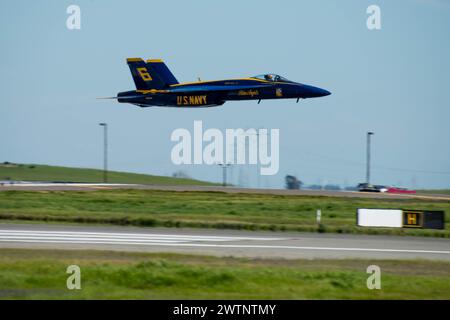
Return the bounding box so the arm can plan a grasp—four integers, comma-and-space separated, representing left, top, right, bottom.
403, 211, 422, 228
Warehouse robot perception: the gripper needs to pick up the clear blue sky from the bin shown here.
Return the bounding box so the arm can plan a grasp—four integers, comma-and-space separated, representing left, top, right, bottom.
1, 0, 449, 189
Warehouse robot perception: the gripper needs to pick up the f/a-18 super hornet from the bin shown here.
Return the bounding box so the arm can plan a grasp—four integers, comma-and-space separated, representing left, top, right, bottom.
108, 58, 331, 108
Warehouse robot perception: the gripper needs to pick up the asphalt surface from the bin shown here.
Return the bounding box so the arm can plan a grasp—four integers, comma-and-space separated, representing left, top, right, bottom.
1, 183, 449, 201
0, 223, 449, 260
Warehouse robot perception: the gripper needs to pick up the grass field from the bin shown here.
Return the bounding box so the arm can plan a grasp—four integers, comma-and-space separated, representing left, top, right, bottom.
0, 163, 215, 186
0, 249, 448, 299
419, 190, 450, 195
0, 189, 449, 237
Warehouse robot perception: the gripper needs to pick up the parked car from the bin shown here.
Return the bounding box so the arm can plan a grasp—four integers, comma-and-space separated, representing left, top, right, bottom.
387, 186, 416, 194
357, 183, 387, 193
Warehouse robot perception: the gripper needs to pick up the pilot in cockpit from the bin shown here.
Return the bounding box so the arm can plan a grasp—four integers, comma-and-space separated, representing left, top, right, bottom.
264, 74, 273, 81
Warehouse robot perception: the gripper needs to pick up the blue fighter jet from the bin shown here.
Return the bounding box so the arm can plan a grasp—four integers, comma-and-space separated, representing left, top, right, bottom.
110, 58, 331, 108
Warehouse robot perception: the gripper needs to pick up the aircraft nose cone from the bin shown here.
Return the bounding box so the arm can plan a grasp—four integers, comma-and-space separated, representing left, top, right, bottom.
298, 84, 331, 98
313, 87, 331, 97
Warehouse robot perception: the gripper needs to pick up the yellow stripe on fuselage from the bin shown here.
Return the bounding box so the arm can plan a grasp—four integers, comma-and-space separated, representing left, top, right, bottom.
136, 78, 293, 94
170, 78, 271, 87
136, 89, 170, 94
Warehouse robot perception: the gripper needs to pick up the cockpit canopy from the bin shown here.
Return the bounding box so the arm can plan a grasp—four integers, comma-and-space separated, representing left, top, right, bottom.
252, 74, 292, 82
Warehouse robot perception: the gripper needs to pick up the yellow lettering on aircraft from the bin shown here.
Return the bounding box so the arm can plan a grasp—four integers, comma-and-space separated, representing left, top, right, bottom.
137, 68, 152, 81
177, 95, 207, 106
237, 90, 259, 97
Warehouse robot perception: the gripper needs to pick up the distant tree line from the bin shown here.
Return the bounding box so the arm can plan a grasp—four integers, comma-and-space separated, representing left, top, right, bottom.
285, 175, 357, 191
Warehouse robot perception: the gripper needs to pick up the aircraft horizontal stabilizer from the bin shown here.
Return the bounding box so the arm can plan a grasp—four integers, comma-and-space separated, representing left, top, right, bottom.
97, 95, 142, 100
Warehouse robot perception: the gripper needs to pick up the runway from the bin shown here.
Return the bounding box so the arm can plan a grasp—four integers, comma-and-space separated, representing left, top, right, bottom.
0, 223, 449, 260
1, 182, 449, 201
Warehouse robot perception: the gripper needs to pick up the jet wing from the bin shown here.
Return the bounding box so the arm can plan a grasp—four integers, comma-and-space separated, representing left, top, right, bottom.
168, 84, 271, 93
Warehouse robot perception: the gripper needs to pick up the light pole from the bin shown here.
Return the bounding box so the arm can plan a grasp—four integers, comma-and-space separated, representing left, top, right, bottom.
366, 131, 374, 184
218, 163, 231, 187
256, 128, 264, 189
99, 123, 108, 183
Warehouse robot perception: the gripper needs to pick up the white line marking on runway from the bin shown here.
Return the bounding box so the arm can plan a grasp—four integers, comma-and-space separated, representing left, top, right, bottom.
0, 236, 189, 243
0, 239, 449, 254
0, 230, 287, 242
0, 229, 449, 255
